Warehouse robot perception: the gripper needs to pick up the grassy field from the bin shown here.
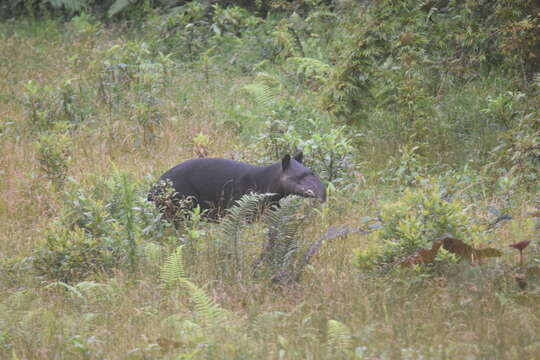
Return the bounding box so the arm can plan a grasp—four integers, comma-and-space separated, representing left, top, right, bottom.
1, 5, 540, 359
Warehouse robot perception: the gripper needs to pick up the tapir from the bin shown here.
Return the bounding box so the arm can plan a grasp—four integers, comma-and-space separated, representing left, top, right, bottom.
149, 152, 326, 218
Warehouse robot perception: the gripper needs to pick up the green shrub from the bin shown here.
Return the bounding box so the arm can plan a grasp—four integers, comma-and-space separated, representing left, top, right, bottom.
33, 173, 173, 282
380, 145, 427, 191
255, 107, 358, 186
489, 110, 540, 189
22, 80, 56, 132
36, 122, 73, 188
23, 79, 94, 131
33, 226, 126, 283
148, 3, 263, 63
356, 184, 485, 273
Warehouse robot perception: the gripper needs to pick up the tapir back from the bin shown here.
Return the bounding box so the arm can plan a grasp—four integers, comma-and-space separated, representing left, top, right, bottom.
158, 158, 265, 214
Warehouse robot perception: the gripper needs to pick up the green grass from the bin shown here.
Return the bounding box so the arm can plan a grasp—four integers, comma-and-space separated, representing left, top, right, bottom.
1, 14, 539, 360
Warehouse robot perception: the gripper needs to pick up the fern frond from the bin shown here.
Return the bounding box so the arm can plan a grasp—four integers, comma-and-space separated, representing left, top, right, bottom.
272, 28, 295, 58
160, 245, 186, 289
242, 83, 278, 109
241, 73, 281, 109
47, 0, 87, 11
107, 0, 133, 18
181, 279, 228, 326
44, 281, 84, 300
327, 319, 352, 355
220, 193, 269, 241
218, 193, 269, 275
305, 11, 338, 24
160, 246, 227, 326
261, 196, 302, 273
288, 57, 334, 83
534, 73, 540, 90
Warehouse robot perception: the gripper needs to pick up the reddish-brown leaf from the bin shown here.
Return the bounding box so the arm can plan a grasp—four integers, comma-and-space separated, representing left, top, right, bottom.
441, 235, 474, 260
439, 234, 502, 262
393, 235, 501, 268
509, 240, 531, 251
157, 338, 182, 351
396, 240, 443, 267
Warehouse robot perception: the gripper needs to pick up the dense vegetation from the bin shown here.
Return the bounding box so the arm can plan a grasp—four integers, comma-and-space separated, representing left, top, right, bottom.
1, 0, 539, 358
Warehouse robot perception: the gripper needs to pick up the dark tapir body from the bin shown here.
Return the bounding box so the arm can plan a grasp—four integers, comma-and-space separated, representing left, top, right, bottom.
150, 153, 326, 218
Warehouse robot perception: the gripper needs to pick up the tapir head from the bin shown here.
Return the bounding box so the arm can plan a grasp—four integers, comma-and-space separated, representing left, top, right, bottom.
279, 152, 326, 202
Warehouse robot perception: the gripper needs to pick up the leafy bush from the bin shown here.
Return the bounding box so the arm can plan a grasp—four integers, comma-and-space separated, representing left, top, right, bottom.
489, 110, 540, 189
356, 184, 486, 273
23, 79, 94, 131
255, 106, 358, 186
149, 3, 263, 62
381, 145, 427, 190
36, 122, 73, 188
93, 41, 172, 103
33, 173, 173, 282
33, 226, 127, 283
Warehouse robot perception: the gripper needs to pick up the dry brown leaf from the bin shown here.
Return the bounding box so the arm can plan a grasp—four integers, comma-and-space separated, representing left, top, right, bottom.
395, 235, 502, 268
440, 235, 474, 260
439, 234, 501, 262
474, 247, 503, 259
509, 240, 531, 251
396, 240, 443, 267
157, 337, 182, 352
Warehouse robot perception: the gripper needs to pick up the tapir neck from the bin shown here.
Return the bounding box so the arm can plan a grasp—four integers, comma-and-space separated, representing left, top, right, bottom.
251, 162, 282, 194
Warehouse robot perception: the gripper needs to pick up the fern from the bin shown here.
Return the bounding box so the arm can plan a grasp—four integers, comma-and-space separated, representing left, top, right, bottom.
272, 27, 296, 59
241, 73, 281, 109
218, 193, 269, 277
263, 196, 302, 273
160, 245, 186, 289
534, 73, 540, 90
272, 18, 305, 59
327, 319, 352, 355
46, 0, 87, 12
107, 0, 133, 18
249, 196, 307, 283
305, 10, 338, 24
182, 279, 228, 326
288, 57, 334, 84
160, 243, 227, 326
160, 245, 227, 329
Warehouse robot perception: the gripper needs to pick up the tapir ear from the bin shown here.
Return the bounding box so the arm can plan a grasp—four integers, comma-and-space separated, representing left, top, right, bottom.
293, 151, 303, 163
281, 154, 291, 170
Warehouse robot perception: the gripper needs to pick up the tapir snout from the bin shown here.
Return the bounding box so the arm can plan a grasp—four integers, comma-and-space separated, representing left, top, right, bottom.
297, 176, 326, 202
